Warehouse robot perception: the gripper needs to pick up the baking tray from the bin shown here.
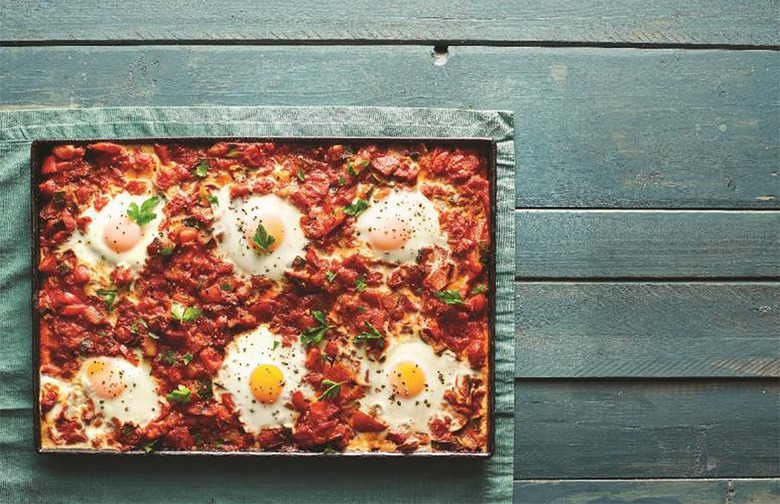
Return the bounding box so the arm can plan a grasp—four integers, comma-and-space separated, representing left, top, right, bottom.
30, 137, 497, 458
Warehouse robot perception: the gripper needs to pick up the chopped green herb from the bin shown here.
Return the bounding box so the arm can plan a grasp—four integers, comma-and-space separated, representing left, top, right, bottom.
194, 159, 209, 178
225, 148, 242, 159
220, 282, 232, 291
434, 290, 465, 305
127, 196, 160, 226
325, 271, 337, 282
272, 341, 281, 351
296, 168, 306, 182
357, 306, 366, 314
471, 284, 487, 295
357, 159, 370, 168
316, 379, 344, 402
162, 349, 176, 366
206, 193, 219, 206
96, 289, 117, 311
143, 440, 158, 453
159, 246, 173, 256
171, 303, 202, 324
343, 199, 368, 217
300, 310, 330, 346
130, 324, 138, 334
182, 353, 193, 365
355, 277, 367, 291
252, 223, 275, 254
166, 384, 191, 404
346, 163, 357, 176
337, 176, 347, 186
354, 321, 384, 344
137, 318, 148, 327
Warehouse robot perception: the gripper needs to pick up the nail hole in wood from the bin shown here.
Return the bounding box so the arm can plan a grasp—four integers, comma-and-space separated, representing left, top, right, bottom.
431, 45, 449, 66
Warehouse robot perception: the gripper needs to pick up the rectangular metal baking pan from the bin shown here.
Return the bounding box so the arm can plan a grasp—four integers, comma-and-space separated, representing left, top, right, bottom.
31, 136, 497, 458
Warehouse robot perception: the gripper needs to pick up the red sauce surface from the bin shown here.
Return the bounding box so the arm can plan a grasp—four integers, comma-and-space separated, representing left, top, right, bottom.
37, 141, 491, 453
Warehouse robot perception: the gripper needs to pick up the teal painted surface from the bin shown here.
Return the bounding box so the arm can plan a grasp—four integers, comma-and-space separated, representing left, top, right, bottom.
1, 8, 779, 501
0, 0, 777, 45
0, 46, 778, 209
515, 282, 780, 377
515, 210, 780, 278
513, 479, 780, 504
514, 379, 780, 478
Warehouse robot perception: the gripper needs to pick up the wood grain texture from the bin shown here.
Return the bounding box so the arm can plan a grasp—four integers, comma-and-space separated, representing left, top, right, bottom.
0, 46, 778, 209
0, 0, 777, 46
515, 282, 780, 378
516, 210, 780, 278
513, 479, 780, 504
514, 379, 780, 478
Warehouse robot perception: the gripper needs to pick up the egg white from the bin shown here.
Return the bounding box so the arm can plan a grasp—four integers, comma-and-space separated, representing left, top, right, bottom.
360, 335, 475, 434
214, 326, 306, 433
81, 356, 165, 428
213, 188, 308, 281
65, 192, 164, 272
355, 189, 448, 263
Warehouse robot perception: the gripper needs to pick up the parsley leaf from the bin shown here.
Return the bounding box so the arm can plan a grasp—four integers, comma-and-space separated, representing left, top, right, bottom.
316, 379, 344, 402
296, 168, 306, 182
206, 193, 218, 206
162, 349, 177, 365
354, 321, 384, 344
252, 223, 275, 254
300, 310, 330, 346
143, 439, 158, 453
159, 246, 173, 256
325, 271, 337, 282
127, 196, 160, 226
355, 277, 367, 291
471, 284, 487, 295
220, 282, 232, 291
166, 384, 191, 404
337, 176, 347, 186
194, 159, 209, 178
434, 290, 465, 305
357, 159, 370, 168
272, 341, 280, 351
96, 289, 117, 311
171, 302, 202, 323
343, 199, 368, 217
182, 353, 193, 365
346, 163, 357, 176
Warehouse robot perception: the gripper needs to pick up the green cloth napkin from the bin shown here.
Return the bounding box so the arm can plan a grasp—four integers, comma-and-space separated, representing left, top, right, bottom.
0, 107, 515, 504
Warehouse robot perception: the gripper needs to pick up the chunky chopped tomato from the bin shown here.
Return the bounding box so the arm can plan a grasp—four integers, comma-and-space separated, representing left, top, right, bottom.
36, 141, 491, 454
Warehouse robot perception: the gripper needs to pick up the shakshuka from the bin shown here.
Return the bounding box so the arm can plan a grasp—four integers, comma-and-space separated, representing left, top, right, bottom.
34, 140, 492, 454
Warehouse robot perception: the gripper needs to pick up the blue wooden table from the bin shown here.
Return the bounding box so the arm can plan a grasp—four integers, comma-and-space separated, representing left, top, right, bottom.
1, 2, 778, 502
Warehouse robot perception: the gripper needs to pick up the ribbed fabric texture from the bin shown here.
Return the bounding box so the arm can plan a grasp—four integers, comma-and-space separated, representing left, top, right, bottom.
0, 107, 514, 504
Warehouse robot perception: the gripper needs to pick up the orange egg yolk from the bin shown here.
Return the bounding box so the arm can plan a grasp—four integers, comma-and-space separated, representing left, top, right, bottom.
85, 360, 127, 399
369, 216, 410, 251
249, 364, 285, 404
389, 361, 426, 399
103, 214, 143, 253
245, 215, 285, 253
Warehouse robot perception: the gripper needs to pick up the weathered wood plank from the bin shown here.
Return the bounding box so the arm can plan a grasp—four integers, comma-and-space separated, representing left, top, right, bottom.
0, 0, 777, 46
513, 479, 780, 504
515, 282, 780, 378
0, 46, 777, 209
515, 210, 780, 278
514, 379, 780, 478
